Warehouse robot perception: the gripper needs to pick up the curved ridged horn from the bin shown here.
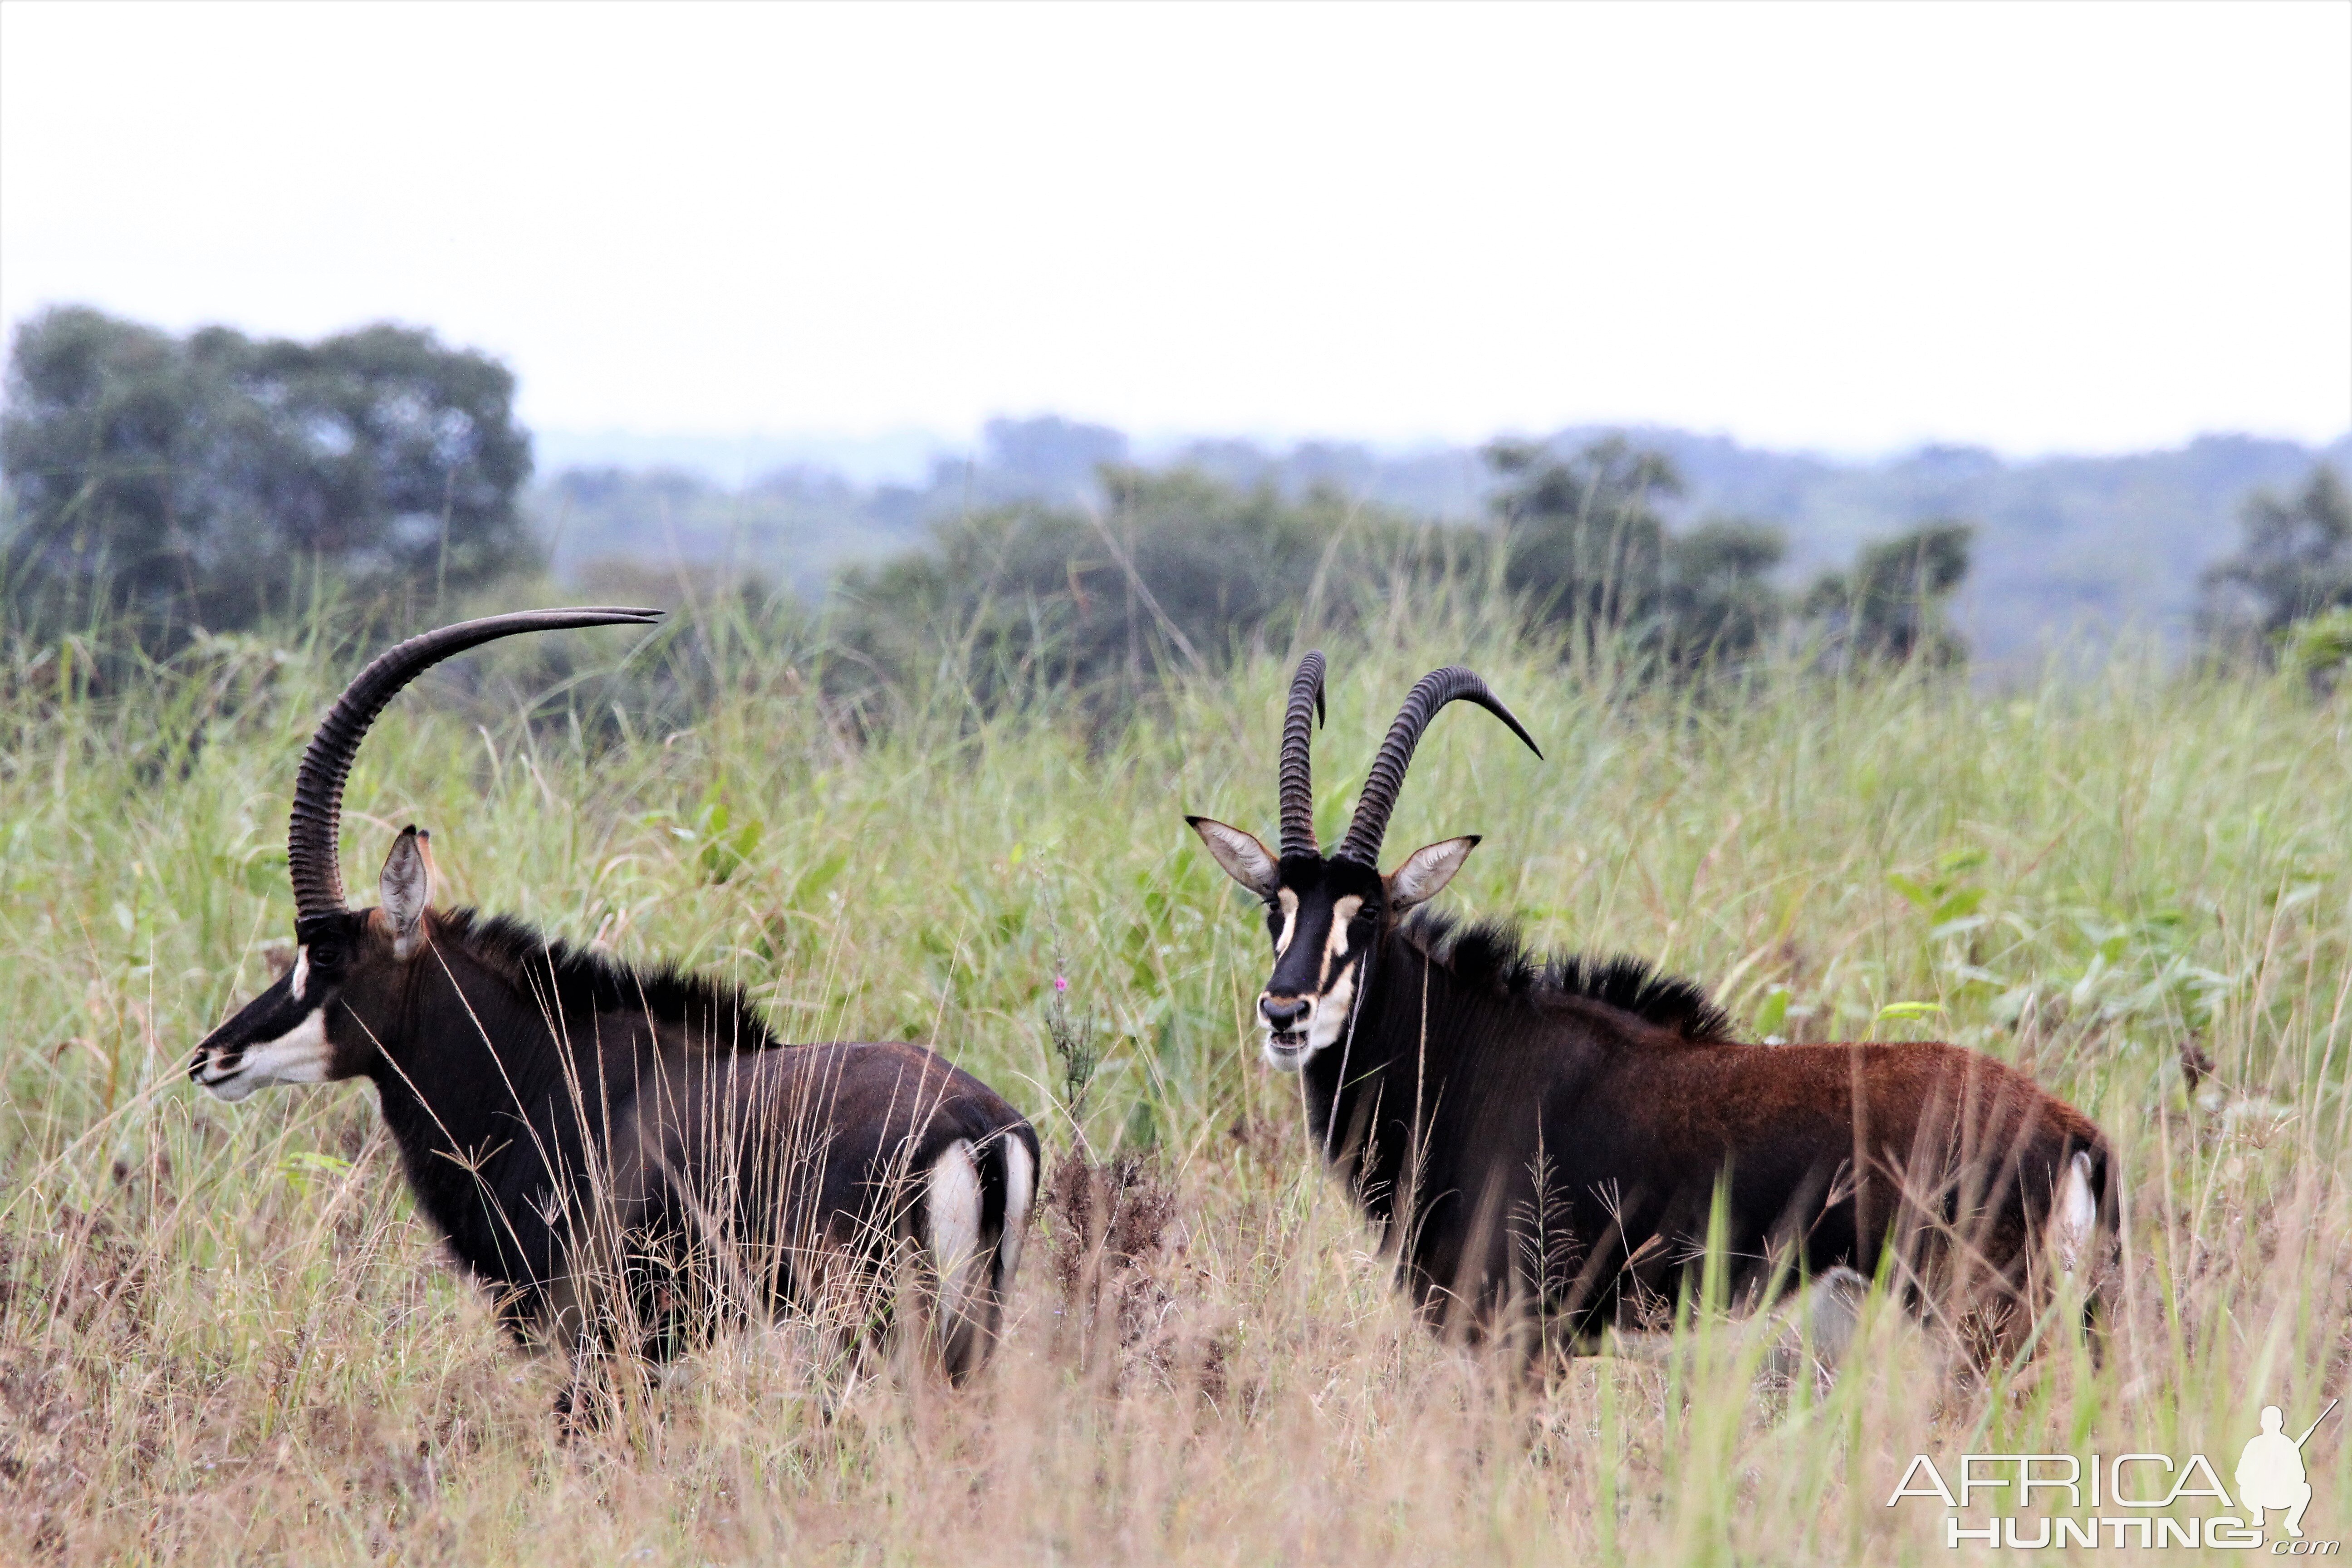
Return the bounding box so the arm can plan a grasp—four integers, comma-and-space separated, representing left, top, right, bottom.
1334, 666, 1542, 869
288, 608, 663, 924
1277, 650, 1327, 857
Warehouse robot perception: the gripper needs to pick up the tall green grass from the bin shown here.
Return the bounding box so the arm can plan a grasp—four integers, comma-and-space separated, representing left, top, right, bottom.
1, 598, 2345, 1564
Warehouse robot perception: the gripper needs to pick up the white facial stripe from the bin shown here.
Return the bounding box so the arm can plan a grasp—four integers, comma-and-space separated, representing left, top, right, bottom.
1320, 895, 1363, 986
200, 1008, 331, 1102
1303, 961, 1356, 1054
289, 946, 310, 1002
1274, 888, 1299, 958
1260, 894, 1367, 1071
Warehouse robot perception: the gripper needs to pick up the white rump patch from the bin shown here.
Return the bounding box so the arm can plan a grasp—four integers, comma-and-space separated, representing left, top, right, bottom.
998, 1136, 1035, 1289
2050, 1150, 2098, 1271
928, 1140, 986, 1333
201, 1008, 331, 1102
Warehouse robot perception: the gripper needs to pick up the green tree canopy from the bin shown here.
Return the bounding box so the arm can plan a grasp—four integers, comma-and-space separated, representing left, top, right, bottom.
837, 466, 1370, 701
2199, 466, 2352, 660
1486, 436, 1786, 668
2, 306, 535, 637
1801, 520, 1974, 665
1662, 519, 1788, 667
832, 437, 1978, 704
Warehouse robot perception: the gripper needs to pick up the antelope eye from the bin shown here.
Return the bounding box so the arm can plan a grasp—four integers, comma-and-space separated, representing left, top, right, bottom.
309, 941, 344, 969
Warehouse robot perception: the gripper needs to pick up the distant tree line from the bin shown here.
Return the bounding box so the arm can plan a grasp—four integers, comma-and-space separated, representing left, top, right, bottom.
833, 433, 1980, 699
38, 306, 2352, 699
2, 306, 535, 643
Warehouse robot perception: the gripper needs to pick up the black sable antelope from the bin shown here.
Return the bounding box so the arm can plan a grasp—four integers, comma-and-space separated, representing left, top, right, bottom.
192, 610, 1038, 1405
1186, 653, 2110, 1359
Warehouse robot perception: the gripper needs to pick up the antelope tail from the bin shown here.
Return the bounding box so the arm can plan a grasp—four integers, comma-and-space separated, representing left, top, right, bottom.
924, 1128, 1038, 1382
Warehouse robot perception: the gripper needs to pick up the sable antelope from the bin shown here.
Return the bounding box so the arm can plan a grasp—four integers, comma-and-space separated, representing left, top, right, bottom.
1186, 653, 2111, 1359
191, 610, 1038, 1407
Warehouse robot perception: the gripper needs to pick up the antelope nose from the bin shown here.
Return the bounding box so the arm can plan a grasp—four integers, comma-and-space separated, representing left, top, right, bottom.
1260, 995, 1309, 1031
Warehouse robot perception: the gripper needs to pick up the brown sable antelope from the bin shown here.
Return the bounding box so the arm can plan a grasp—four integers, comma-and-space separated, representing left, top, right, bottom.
1186, 652, 2111, 1361
191, 610, 1038, 1410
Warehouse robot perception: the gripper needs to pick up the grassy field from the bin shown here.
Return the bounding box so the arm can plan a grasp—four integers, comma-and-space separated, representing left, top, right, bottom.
2, 608, 2346, 1564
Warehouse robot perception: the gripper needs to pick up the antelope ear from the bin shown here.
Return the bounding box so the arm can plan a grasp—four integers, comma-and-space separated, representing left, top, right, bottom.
1385, 836, 1479, 912
379, 826, 436, 960
1186, 815, 1280, 898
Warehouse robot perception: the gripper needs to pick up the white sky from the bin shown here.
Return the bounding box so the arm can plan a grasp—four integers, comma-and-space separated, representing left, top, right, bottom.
3, 0, 2347, 459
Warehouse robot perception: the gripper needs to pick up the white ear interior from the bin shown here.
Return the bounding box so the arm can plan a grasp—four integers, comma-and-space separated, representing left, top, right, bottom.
1187, 816, 1280, 897
379, 828, 435, 959
1386, 835, 1480, 911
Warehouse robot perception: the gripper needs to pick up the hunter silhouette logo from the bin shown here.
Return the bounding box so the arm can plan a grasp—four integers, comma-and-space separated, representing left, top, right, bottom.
1887, 1397, 2340, 1550
2239, 1401, 2336, 1541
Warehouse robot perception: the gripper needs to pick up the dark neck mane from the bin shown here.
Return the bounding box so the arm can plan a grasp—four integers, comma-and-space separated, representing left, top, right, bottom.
1395, 908, 1737, 1042
437, 908, 780, 1053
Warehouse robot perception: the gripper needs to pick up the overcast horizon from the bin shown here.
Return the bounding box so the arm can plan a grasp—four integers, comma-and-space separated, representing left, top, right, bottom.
5, 1, 2348, 464
524, 417, 2352, 494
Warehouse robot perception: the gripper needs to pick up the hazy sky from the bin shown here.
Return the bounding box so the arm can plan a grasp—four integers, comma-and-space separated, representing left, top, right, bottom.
3, 1, 2347, 458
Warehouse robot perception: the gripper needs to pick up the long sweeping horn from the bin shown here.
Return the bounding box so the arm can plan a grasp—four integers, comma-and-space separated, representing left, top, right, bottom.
288, 608, 663, 925
1277, 650, 1327, 858
1333, 666, 1541, 869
